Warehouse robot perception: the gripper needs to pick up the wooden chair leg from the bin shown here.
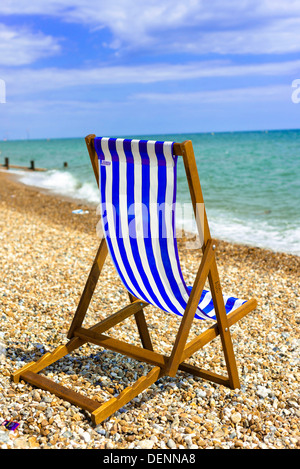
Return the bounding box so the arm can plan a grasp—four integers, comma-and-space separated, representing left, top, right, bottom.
128, 293, 153, 351
208, 259, 241, 389
67, 238, 108, 339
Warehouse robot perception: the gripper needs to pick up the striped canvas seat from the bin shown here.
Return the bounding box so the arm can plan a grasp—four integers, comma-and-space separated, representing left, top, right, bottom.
94, 137, 246, 321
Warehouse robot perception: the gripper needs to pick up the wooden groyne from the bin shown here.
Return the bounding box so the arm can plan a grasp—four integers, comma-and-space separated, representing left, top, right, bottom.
1, 157, 68, 172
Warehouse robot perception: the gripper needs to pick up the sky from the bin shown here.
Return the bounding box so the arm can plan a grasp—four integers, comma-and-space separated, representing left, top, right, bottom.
0, 0, 300, 140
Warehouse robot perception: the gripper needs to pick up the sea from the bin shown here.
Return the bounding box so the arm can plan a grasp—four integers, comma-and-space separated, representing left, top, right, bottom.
1, 129, 299, 256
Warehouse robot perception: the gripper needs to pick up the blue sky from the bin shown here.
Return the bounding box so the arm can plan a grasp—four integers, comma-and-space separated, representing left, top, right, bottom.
0, 0, 300, 139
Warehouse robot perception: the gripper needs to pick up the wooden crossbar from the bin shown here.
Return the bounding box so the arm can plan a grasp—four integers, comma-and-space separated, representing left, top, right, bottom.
74, 328, 168, 367
91, 367, 162, 424
21, 370, 101, 413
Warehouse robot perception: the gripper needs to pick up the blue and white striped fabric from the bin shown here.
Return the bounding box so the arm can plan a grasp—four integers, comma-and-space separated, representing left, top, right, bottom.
94, 137, 246, 320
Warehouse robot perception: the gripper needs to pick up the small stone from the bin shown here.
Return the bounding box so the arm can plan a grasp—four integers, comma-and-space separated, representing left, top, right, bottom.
167, 438, 176, 449
231, 412, 242, 424
0, 430, 10, 445
234, 440, 244, 448
32, 390, 41, 401
257, 386, 270, 398
213, 428, 225, 439
192, 415, 202, 424
185, 426, 193, 434
28, 436, 40, 448
106, 441, 115, 449
95, 427, 106, 435
138, 439, 155, 449
197, 440, 207, 447
113, 432, 121, 442
13, 437, 28, 449
184, 435, 193, 447
81, 431, 91, 443
45, 408, 53, 419
42, 395, 52, 403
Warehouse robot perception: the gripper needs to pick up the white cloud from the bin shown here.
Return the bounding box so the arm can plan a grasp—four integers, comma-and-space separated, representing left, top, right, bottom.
0, 23, 60, 66
134, 85, 291, 104
188, 18, 300, 55
1, 0, 300, 55
2, 59, 299, 96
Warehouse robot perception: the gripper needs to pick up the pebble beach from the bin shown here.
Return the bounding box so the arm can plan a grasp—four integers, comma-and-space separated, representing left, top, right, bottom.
0, 169, 299, 450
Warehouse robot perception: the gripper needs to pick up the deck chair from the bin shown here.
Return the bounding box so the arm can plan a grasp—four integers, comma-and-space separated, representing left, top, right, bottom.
12, 135, 257, 425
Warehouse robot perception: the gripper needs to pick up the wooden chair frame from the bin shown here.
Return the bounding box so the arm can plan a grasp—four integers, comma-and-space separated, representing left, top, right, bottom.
12, 135, 257, 425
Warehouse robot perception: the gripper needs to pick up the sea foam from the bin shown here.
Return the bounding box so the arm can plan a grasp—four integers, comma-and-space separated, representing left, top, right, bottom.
19, 169, 99, 205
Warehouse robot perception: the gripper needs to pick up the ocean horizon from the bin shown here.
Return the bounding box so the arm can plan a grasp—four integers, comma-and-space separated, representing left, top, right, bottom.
1, 129, 299, 256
